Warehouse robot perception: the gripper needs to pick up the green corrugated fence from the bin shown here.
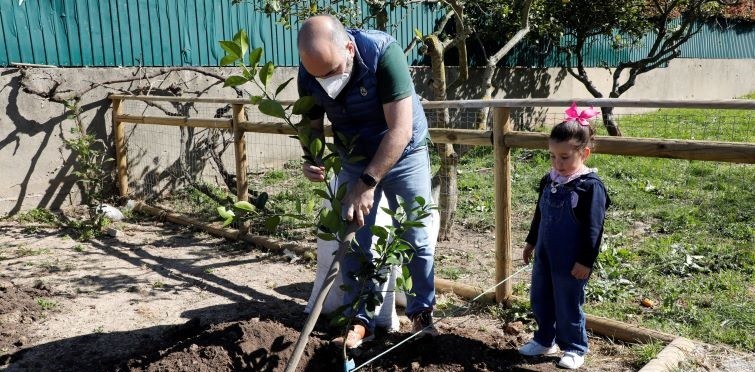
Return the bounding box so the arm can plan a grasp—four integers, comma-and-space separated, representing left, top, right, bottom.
0, 1, 752, 68
0, 0, 442, 67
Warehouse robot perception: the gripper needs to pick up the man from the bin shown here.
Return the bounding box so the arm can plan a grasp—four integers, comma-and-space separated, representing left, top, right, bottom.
297, 14, 436, 348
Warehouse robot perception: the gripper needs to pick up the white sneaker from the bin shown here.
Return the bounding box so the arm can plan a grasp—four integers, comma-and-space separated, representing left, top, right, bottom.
558, 352, 585, 369
518, 340, 559, 356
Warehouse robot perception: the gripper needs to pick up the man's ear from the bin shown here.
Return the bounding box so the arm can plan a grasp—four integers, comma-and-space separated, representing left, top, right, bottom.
346, 40, 355, 56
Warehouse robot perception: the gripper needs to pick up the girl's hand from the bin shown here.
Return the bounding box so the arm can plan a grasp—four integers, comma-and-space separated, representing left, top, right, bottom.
522, 243, 535, 265
571, 262, 591, 280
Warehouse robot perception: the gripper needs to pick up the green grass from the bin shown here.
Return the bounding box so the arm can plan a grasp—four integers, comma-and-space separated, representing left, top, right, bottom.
36, 298, 58, 311
630, 340, 666, 369
448, 102, 754, 351
15, 208, 59, 226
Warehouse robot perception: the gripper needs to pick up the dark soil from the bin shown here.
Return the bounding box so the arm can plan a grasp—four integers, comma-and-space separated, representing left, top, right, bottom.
1, 220, 638, 372
0, 280, 51, 364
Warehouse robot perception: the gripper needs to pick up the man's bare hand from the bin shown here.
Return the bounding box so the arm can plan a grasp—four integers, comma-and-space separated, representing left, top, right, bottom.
343, 181, 375, 227
571, 262, 591, 280
302, 162, 325, 182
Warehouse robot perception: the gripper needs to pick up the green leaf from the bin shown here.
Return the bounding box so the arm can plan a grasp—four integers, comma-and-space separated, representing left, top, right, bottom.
414, 28, 423, 39
217, 206, 235, 220
386, 255, 401, 266
336, 183, 348, 201
224, 75, 248, 88
242, 68, 253, 80
259, 61, 275, 87
249, 47, 263, 67
275, 77, 294, 97
292, 96, 316, 115
403, 220, 426, 228
332, 157, 342, 177
370, 226, 389, 240
250, 95, 263, 105
380, 207, 396, 217
219, 41, 242, 60
309, 138, 323, 160
222, 217, 234, 227
313, 189, 330, 200
258, 99, 286, 119
234, 200, 254, 212
220, 54, 238, 67
267, 0, 281, 12
232, 29, 249, 58
322, 210, 341, 234
414, 196, 426, 206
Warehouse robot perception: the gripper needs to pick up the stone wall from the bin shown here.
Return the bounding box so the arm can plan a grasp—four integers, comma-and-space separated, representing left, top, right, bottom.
1, 58, 753, 215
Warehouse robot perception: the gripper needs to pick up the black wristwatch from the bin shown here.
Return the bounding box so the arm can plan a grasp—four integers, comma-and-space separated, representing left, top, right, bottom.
360, 172, 378, 188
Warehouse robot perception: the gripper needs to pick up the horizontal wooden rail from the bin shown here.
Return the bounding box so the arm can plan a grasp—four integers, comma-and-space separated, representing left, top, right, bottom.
110, 94, 253, 104
237, 121, 492, 145
115, 114, 231, 129
505, 132, 755, 164
109, 95, 755, 110
113, 113, 753, 163
422, 98, 755, 110
237, 121, 301, 134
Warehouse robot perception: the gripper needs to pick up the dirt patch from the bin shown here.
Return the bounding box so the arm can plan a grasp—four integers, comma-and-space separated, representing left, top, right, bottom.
0, 280, 51, 357
3, 216, 740, 371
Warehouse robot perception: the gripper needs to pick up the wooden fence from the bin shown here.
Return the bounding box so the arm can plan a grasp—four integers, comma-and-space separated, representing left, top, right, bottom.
109, 95, 755, 303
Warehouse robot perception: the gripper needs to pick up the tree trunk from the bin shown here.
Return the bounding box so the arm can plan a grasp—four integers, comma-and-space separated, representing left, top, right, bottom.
436, 144, 457, 241
475, 62, 497, 130
425, 35, 457, 241
600, 107, 622, 136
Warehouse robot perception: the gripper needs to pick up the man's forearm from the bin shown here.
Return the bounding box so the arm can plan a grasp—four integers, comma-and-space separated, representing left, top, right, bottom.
365, 96, 414, 181
364, 127, 411, 181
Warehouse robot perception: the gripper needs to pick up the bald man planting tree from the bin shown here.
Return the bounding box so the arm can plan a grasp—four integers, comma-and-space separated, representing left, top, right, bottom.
297, 14, 437, 349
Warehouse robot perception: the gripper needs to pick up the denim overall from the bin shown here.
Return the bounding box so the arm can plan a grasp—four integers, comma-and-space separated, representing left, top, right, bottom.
530, 178, 589, 355
338, 145, 435, 331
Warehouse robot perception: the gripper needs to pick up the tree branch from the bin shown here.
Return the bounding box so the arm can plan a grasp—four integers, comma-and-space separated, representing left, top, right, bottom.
487, 0, 534, 65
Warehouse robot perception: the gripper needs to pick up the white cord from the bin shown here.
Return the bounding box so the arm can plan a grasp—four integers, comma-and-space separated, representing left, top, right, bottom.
351, 264, 532, 371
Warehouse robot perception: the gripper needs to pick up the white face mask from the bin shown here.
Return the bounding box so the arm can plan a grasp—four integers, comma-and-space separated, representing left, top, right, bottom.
316, 70, 351, 99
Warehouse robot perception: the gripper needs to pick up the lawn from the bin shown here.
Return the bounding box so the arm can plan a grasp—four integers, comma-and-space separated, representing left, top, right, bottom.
455, 101, 754, 351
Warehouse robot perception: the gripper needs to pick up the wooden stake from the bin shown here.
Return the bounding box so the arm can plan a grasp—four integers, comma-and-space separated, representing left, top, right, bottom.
638, 337, 696, 372
493, 107, 513, 305
112, 97, 128, 197
232, 104, 248, 202
133, 202, 313, 254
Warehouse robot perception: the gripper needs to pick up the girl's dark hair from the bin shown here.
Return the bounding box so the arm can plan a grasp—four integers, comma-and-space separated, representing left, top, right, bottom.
549, 120, 595, 150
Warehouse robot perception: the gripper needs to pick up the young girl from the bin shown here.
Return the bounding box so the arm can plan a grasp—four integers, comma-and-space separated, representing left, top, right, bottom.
518, 103, 611, 370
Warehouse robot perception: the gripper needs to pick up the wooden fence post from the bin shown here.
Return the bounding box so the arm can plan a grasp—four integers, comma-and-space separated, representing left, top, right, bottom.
493, 107, 513, 305
232, 104, 249, 202
112, 97, 128, 198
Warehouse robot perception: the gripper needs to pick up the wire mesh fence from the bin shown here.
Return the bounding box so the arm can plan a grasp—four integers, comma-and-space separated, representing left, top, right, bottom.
113, 96, 755, 350
118, 98, 754, 292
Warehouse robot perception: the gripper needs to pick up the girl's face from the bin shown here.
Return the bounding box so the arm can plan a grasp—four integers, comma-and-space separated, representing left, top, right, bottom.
548, 140, 590, 177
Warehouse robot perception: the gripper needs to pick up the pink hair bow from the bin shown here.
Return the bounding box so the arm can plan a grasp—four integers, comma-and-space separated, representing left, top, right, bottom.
564, 102, 599, 126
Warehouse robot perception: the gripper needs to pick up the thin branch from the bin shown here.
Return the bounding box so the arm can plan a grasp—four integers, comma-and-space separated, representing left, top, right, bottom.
487, 0, 533, 65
